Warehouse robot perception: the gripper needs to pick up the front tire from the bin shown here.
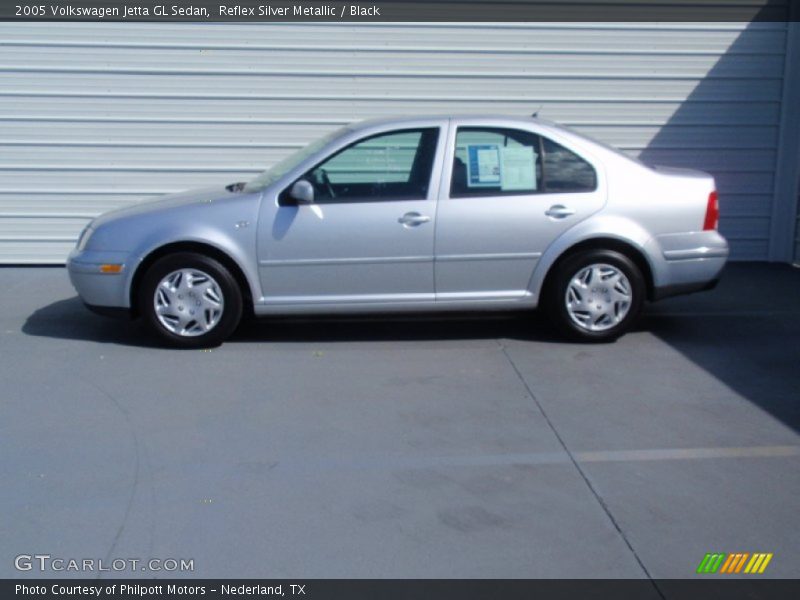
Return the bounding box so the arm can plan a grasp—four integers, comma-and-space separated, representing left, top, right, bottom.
546, 249, 645, 342
138, 252, 243, 348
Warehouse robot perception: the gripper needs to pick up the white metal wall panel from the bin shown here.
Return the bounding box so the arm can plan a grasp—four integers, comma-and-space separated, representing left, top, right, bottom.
0, 21, 789, 262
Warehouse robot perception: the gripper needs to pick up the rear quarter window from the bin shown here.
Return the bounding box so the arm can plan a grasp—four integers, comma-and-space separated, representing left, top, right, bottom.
541, 137, 597, 193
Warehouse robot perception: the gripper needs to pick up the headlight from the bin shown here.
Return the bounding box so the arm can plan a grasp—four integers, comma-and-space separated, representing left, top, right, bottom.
76, 225, 94, 251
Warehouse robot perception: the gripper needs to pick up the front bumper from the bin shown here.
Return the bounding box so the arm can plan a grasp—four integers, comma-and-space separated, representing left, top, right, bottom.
67, 248, 136, 310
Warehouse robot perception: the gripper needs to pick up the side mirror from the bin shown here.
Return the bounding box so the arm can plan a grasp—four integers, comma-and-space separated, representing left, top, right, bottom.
289, 180, 315, 205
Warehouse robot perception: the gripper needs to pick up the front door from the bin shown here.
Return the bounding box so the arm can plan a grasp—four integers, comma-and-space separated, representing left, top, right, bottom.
257, 126, 443, 307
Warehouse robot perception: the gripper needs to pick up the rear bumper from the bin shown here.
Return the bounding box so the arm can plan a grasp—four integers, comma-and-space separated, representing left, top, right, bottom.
646, 230, 728, 301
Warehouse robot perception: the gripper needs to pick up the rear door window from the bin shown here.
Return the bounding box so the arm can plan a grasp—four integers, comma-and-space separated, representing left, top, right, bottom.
450, 127, 596, 196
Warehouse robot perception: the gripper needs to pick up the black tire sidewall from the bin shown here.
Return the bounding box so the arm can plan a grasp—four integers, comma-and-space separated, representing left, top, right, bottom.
547, 249, 645, 342
138, 252, 243, 348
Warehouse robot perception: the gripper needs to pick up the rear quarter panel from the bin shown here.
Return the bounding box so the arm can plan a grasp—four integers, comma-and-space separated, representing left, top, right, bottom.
527, 147, 718, 298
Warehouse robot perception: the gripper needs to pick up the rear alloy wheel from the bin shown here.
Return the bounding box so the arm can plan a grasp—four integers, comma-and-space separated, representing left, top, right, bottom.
547, 249, 645, 342
139, 252, 243, 348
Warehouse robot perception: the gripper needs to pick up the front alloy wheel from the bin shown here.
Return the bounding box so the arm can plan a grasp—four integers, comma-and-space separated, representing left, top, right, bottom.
139, 252, 243, 348
153, 268, 225, 337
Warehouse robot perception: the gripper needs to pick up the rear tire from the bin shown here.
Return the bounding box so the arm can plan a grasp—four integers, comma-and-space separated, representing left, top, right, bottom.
545, 249, 645, 342
138, 252, 243, 348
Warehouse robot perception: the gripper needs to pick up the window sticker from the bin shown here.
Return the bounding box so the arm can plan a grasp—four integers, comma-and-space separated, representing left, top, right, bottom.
500, 146, 537, 191
466, 144, 501, 187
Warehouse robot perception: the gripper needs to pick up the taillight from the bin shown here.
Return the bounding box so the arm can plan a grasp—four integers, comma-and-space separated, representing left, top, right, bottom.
703, 191, 719, 231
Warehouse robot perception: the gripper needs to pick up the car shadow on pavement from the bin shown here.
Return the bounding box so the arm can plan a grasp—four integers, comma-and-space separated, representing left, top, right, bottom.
643, 263, 800, 433
231, 312, 563, 344
22, 294, 565, 346
22, 296, 155, 347
22, 267, 800, 435
631, 17, 800, 434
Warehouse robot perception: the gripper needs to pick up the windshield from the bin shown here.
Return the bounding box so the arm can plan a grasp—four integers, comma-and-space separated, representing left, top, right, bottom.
243, 127, 350, 193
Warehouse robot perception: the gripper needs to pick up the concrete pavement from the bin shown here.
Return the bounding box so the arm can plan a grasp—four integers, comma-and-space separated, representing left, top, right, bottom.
1, 263, 798, 580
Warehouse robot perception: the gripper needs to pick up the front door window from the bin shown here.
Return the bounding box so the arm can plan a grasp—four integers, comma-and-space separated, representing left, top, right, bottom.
285, 128, 440, 204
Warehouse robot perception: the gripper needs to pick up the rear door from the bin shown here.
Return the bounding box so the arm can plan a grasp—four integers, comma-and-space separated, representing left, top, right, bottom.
434, 123, 606, 301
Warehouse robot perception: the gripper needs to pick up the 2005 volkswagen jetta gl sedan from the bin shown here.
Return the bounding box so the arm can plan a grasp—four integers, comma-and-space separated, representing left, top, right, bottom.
68, 115, 728, 348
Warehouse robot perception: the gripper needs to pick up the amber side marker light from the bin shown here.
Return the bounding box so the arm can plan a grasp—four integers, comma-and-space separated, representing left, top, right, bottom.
99, 264, 123, 274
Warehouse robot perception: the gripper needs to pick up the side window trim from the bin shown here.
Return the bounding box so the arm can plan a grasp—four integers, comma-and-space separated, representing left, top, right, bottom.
538, 134, 548, 193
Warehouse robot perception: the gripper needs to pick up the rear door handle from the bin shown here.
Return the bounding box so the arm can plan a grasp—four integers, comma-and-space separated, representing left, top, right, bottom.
398, 212, 431, 227
545, 205, 576, 219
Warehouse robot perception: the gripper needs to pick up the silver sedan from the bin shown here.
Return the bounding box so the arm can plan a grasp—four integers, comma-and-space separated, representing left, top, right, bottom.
67, 115, 728, 347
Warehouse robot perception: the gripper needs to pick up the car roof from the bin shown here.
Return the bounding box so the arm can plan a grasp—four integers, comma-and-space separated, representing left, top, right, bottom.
349, 114, 557, 129
347, 113, 597, 147
346, 114, 578, 145
340, 114, 636, 168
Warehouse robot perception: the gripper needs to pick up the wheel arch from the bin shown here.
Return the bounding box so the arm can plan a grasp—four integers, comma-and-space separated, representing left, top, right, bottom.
539, 237, 656, 303
129, 241, 254, 318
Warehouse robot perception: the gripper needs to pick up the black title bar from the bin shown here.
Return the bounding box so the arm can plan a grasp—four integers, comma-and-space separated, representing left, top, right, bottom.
0, 0, 797, 22
5, 580, 800, 600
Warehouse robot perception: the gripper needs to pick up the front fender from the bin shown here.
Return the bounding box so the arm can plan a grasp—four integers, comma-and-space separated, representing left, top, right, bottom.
111, 200, 261, 309
123, 226, 262, 310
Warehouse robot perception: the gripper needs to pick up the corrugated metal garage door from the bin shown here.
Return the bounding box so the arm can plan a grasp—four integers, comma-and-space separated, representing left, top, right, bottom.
0, 21, 790, 263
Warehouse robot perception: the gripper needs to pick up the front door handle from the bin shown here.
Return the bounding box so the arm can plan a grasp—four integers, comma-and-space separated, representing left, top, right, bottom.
398, 212, 431, 227
545, 205, 576, 219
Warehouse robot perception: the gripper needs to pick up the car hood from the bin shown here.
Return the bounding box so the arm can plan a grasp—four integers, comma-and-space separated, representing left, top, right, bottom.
91, 184, 247, 229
